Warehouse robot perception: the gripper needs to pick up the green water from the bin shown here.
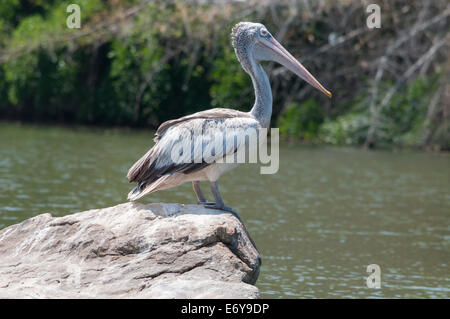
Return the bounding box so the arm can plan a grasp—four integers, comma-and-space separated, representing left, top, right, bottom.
0, 123, 449, 298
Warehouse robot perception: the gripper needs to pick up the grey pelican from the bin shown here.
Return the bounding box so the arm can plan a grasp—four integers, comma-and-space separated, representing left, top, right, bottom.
127, 22, 331, 212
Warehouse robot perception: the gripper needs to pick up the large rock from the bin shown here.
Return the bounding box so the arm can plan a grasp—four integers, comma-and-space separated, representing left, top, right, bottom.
0, 202, 260, 298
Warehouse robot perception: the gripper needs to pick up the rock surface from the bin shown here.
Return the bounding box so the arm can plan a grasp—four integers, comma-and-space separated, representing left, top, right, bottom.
0, 202, 260, 298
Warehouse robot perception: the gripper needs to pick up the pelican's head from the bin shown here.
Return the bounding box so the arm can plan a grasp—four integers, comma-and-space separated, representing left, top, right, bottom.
231, 22, 332, 98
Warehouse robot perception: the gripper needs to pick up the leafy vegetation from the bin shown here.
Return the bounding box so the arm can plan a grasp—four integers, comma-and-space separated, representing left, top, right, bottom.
318, 73, 446, 148
0, 0, 448, 150
278, 99, 325, 141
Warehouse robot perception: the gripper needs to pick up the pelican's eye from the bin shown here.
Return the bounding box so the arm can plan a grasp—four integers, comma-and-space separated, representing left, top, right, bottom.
259, 28, 269, 37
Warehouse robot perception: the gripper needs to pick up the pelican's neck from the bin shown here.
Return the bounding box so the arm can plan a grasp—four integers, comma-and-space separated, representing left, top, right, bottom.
248, 61, 272, 128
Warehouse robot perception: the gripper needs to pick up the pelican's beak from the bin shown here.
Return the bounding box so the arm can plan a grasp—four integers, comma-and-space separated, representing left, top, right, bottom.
259, 37, 332, 98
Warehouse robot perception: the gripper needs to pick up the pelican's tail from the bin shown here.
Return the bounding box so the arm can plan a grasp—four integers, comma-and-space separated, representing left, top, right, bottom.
127, 184, 145, 201
127, 175, 171, 201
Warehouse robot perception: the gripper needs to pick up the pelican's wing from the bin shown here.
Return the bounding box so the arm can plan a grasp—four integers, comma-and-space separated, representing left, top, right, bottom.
127, 113, 260, 198
128, 108, 253, 183
154, 108, 252, 142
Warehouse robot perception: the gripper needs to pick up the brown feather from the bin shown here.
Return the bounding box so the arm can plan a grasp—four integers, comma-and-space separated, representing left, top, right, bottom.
127, 108, 254, 186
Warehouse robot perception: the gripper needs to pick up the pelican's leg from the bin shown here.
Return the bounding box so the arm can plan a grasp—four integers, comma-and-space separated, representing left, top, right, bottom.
192, 181, 206, 202
210, 181, 230, 210
205, 181, 242, 222
193, 181, 215, 205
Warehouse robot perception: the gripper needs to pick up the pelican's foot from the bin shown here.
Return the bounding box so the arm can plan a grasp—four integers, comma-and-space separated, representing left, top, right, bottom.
203, 203, 232, 212
197, 201, 216, 206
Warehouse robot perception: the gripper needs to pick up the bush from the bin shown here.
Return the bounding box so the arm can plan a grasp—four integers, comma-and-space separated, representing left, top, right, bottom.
0, 0, 447, 150
278, 99, 324, 141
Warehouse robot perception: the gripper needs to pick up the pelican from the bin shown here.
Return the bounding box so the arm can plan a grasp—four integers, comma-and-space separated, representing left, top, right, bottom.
127, 22, 331, 213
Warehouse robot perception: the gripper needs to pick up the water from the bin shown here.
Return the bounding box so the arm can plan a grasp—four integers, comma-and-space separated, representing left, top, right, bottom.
0, 123, 449, 298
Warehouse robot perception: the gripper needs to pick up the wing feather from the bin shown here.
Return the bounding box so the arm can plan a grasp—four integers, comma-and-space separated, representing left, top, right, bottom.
154, 108, 252, 142
127, 113, 260, 196
128, 109, 254, 183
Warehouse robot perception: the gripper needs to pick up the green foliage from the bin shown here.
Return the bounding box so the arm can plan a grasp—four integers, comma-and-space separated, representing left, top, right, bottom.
109, 33, 168, 124
0, 1, 213, 125
317, 74, 441, 148
209, 43, 252, 110
382, 76, 435, 146
0, 0, 20, 24
319, 113, 370, 145
0, 0, 447, 151
278, 99, 325, 141
2, 47, 79, 121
